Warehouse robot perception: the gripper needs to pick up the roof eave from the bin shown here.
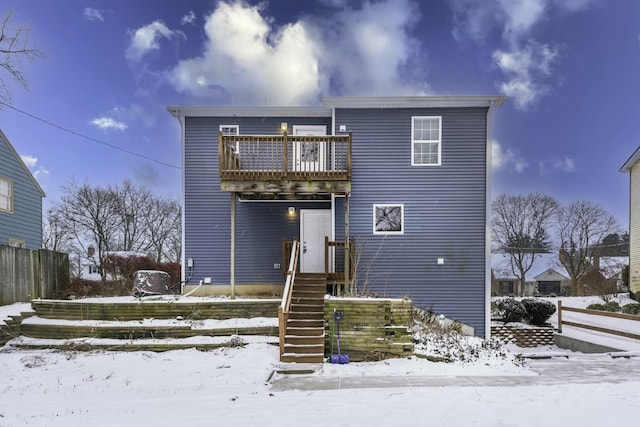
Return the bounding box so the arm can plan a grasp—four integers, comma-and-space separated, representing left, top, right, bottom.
167, 106, 332, 118
322, 95, 508, 109
620, 146, 640, 172
0, 128, 46, 197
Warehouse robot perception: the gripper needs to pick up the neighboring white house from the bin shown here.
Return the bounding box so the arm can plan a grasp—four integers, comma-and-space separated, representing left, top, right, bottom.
620, 146, 640, 299
80, 251, 149, 280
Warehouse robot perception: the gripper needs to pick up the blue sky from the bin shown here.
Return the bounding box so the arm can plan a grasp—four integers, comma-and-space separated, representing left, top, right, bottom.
1, 0, 638, 229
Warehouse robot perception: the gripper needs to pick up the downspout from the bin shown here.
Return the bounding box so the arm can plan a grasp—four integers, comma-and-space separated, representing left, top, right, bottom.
485, 103, 494, 340
231, 191, 236, 299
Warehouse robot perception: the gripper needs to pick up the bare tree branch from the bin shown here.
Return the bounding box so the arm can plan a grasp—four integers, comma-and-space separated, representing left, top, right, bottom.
492, 192, 559, 296
558, 200, 619, 295
0, 9, 46, 103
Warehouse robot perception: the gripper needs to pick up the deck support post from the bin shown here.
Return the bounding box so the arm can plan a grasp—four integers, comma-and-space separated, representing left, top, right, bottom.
231, 191, 236, 299
344, 192, 350, 296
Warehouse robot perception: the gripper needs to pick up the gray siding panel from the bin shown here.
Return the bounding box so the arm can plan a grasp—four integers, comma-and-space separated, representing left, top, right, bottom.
335, 107, 488, 336
184, 116, 331, 286
0, 134, 43, 249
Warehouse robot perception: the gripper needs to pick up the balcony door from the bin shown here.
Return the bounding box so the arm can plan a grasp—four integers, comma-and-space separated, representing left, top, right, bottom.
300, 209, 332, 273
293, 125, 326, 172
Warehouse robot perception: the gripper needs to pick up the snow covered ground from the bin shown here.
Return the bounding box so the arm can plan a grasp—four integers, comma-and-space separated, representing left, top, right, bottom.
0, 296, 639, 426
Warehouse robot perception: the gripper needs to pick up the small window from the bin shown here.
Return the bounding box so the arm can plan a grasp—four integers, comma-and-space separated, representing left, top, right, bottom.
88, 265, 100, 274
0, 177, 12, 213
219, 125, 239, 136
8, 238, 25, 248
412, 116, 441, 166
373, 204, 404, 235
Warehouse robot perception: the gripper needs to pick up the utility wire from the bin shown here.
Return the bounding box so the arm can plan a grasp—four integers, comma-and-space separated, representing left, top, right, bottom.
0, 101, 180, 169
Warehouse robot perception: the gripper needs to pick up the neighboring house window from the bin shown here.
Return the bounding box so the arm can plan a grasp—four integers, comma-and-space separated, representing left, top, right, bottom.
499, 281, 514, 294
0, 177, 12, 213
411, 116, 441, 166
88, 265, 100, 274
8, 238, 25, 248
373, 204, 404, 235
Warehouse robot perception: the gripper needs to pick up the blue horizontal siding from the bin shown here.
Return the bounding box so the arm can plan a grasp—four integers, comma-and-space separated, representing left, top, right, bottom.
183, 116, 331, 285
0, 134, 43, 249
334, 107, 488, 336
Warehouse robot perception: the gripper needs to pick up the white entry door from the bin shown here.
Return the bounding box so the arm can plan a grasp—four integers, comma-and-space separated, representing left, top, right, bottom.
300, 209, 332, 273
293, 125, 326, 172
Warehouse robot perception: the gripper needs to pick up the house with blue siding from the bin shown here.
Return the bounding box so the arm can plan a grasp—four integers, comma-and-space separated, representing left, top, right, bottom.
0, 129, 45, 249
169, 96, 505, 339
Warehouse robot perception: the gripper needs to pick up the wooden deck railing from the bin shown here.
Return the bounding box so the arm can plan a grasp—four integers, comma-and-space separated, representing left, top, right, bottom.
278, 240, 299, 357
282, 237, 354, 294
325, 237, 355, 285
557, 301, 640, 340
219, 132, 352, 180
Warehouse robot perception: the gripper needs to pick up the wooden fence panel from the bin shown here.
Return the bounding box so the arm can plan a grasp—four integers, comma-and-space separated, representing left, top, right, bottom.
0, 245, 69, 305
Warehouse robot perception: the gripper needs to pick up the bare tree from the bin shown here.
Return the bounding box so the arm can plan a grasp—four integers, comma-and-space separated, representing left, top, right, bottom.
143, 197, 181, 263
58, 181, 121, 281
558, 200, 619, 295
52, 179, 183, 279
0, 9, 45, 103
492, 193, 559, 296
112, 180, 151, 253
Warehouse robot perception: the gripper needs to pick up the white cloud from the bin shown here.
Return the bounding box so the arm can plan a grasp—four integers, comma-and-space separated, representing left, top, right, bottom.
450, 0, 589, 109
538, 156, 576, 176
554, 156, 576, 172
20, 154, 49, 181
83, 8, 104, 22
181, 11, 196, 25
90, 117, 127, 131
33, 166, 49, 180
20, 154, 38, 168
169, 0, 428, 105
493, 42, 559, 109
492, 140, 528, 172
126, 21, 179, 63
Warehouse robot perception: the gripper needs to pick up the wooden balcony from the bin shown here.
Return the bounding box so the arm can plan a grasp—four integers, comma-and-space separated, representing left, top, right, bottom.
219, 132, 351, 199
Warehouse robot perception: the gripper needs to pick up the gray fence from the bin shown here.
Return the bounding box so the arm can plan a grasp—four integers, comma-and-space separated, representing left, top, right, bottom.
0, 245, 69, 305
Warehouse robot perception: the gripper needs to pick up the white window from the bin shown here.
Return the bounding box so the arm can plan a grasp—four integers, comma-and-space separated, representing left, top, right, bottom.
0, 177, 12, 213
88, 265, 100, 274
412, 116, 441, 166
219, 125, 239, 136
373, 204, 404, 235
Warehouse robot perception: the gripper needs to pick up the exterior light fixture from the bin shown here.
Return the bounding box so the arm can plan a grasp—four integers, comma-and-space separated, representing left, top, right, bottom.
288, 206, 295, 216
281, 122, 288, 133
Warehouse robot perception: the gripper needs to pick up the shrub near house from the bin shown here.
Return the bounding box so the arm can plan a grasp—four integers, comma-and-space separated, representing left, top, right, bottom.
495, 298, 556, 326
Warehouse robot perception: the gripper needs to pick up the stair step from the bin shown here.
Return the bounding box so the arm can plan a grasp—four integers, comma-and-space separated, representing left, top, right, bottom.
287, 319, 324, 328
290, 303, 324, 312
285, 335, 324, 345
284, 343, 324, 354
280, 353, 324, 364
286, 327, 324, 336
291, 286, 325, 299
288, 311, 324, 320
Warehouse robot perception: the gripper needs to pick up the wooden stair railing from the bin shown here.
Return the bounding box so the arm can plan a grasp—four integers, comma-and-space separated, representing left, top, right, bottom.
278, 240, 327, 363
278, 240, 299, 358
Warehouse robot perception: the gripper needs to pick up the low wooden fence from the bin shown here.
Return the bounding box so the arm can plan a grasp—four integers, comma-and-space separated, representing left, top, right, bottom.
557, 301, 640, 340
0, 245, 69, 305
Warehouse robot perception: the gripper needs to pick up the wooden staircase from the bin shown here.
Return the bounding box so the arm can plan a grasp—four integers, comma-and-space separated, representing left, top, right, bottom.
280, 273, 326, 363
